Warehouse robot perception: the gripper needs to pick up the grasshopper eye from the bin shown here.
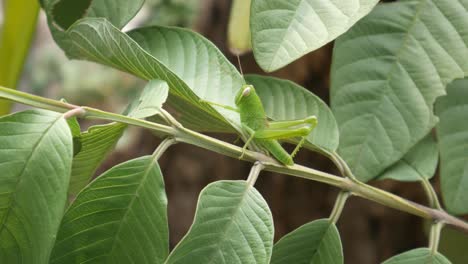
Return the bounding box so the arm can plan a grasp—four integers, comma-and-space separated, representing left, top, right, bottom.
242, 87, 251, 97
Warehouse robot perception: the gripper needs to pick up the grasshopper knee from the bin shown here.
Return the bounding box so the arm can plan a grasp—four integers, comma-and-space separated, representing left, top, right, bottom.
305, 116, 318, 126
298, 126, 313, 136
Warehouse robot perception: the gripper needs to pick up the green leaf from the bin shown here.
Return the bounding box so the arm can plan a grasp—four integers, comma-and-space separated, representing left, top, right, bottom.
45, 0, 144, 29
66, 117, 82, 156
0, 0, 40, 114
127, 80, 169, 119
0, 110, 73, 263
86, 0, 145, 29
70, 79, 169, 196
382, 248, 451, 264
331, 0, 468, 182
69, 123, 126, 196
60, 18, 243, 132
66, 117, 81, 137
166, 180, 274, 264
51, 0, 92, 29
435, 78, 468, 215
250, 0, 379, 72
377, 134, 438, 182
50, 156, 168, 264
245, 75, 339, 152
271, 219, 343, 264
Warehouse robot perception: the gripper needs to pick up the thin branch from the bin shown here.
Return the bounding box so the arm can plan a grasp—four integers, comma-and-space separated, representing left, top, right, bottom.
0, 86, 467, 234
429, 221, 444, 254
420, 177, 442, 210
247, 161, 265, 187
329, 191, 351, 224
63, 107, 86, 119
152, 137, 177, 161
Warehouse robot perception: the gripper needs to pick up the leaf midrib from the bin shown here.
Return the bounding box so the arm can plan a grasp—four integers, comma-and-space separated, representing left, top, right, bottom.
0, 113, 63, 238
166, 183, 257, 264
348, 0, 428, 177
106, 155, 163, 259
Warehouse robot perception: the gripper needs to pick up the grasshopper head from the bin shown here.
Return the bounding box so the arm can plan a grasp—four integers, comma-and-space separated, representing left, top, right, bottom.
235, 84, 255, 106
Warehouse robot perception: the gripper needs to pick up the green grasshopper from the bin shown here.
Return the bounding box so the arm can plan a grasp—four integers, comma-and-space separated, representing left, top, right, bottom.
202, 84, 317, 166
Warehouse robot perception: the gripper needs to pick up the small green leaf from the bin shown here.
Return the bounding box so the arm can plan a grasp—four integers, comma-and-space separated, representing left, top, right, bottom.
69, 123, 126, 196
436, 78, 468, 215
245, 75, 339, 152
378, 135, 438, 182
250, 0, 379, 72
271, 219, 343, 264
0, 110, 73, 263
166, 180, 274, 264
382, 248, 451, 264
66, 117, 82, 156
51, 156, 168, 263
127, 80, 169, 119
66, 117, 81, 137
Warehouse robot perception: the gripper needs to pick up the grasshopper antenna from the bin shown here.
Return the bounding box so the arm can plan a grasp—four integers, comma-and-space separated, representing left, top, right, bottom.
236, 54, 244, 77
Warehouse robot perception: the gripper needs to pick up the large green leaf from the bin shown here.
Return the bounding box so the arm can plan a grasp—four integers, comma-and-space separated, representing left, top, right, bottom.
166, 180, 274, 264
250, 0, 379, 72
377, 134, 438, 182
51, 156, 168, 263
271, 219, 342, 264
0, 110, 72, 263
0, 0, 40, 114
331, 0, 468, 182
47, 18, 244, 132
382, 248, 451, 264
69, 123, 126, 196
435, 78, 468, 215
245, 75, 339, 152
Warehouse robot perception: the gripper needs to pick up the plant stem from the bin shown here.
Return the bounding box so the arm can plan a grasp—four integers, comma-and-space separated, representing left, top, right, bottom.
246, 162, 265, 187
0, 86, 467, 234
429, 221, 444, 254
420, 177, 442, 210
329, 191, 351, 224
153, 138, 177, 161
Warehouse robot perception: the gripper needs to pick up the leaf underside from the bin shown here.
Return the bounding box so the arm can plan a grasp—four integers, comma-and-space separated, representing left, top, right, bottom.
377, 134, 438, 182
166, 181, 274, 264
51, 156, 169, 264
271, 219, 343, 264
0, 110, 72, 263
436, 78, 468, 215
331, 0, 468, 182
250, 0, 379, 72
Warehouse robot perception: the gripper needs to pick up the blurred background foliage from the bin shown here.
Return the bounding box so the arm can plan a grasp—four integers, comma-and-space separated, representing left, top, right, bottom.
0, 1, 467, 263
